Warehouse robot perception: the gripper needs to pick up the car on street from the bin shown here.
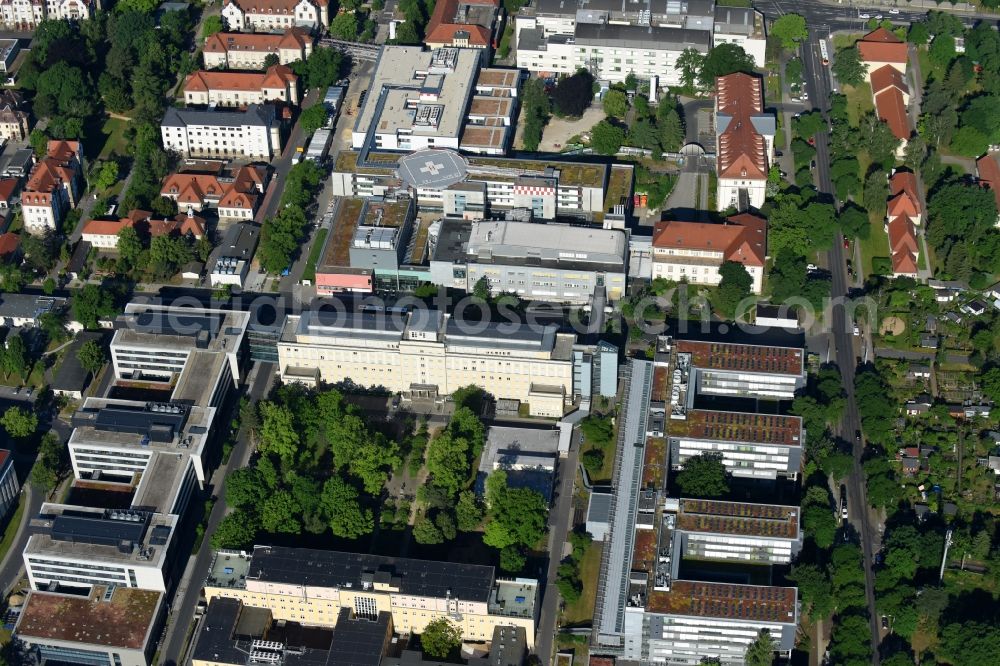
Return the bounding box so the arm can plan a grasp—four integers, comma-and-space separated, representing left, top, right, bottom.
889, 8, 900, 13
855, 430, 862, 443
853, 324, 861, 336
859, 12, 871, 19
882, 616, 890, 630
840, 485, 849, 520
875, 14, 883, 19
843, 237, 851, 249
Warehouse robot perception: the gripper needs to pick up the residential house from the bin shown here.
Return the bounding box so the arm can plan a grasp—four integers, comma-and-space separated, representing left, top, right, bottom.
886, 214, 919, 277
221, 0, 329, 32
887, 170, 921, 225
182, 65, 299, 107
860, 29, 911, 155
0, 231, 18, 261
961, 300, 987, 316
21, 139, 83, 235
905, 399, 931, 416
651, 213, 767, 293
160, 164, 267, 221
0, 89, 29, 142
202, 28, 313, 70
80, 209, 206, 250
160, 104, 280, 160
424, 0, 499, 50
0, 0, 94, 29
920, 334, 939, 349
976, 153, 1000, 227
986, 281, 1000, 310
906, 364, 931, 380
715, 73, 774, 212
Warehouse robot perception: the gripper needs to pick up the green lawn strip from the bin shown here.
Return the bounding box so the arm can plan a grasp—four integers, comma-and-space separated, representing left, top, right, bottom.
859, 217, 890, 278
561, 542, 604, 625
301, 228, 328, 283
0, 492, 27, 567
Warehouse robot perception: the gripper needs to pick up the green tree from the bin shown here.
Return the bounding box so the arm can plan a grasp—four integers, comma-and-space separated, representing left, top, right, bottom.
715, 261, 753, 319
951, 126, 990, 157
582, 448, 605, 474
76, 339, 106, 374
1, 333, 27, 380
603, 89, 628, 118
832, 46, 865, 87
675, 452, 729, 498
863, 171, 889, 218
591, 120, 624, 155
202, 15, 223, 38
348, 438, 401, 494
413, 515, 445, 544
300, 103, 329, 134
908, 22, 929, 46
258, 402, 300, 463
939, 621, 1000, 665
117, 226, 143, 269
42, 278, 56, 296
455, 490, 484, 531
330, 12, 359, 40
551, 70, 594, 117
929, 34, 957, 68
676, 48, 704, 89
225, 468, 268, 509
210, 510, 260, 550
483, 471, 548, 550
72, 284, 119, 329
93, 160, 119, 191
771, 14, 808, 50
149, 234, 193, 278
521, 77, 550, 151
745, 630, 776, 666
260, 490, 302, 534
319, 477, 374, 538
659, 105, 685, 152
420, 618, 462, 659
500, 545, 526, 572
698, 44, 756, 87
789, 563, 834, 620
394, 20, 420, 45
1, 406, 37, 439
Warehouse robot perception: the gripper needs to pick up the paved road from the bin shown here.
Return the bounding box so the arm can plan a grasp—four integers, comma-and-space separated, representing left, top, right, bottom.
802, 30, 882, 665
534, 432, 581, 666
158, 361, 276, 666
757, 0, 992, 32
0, 483, 41, 596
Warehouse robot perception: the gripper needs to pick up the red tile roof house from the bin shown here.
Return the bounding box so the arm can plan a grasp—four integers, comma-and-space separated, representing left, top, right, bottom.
424, 0, 500, 50
884, 169, 922, 277
858, 27, 909, 77
650, 213, 767, 293
0, 231, 20, 261
81, 210, 206, 250
714, 73, 775, 212
182, 65, 299, 107
21, 140, 83, 235
976, 154, 1000, 227
160, 164, 267, 222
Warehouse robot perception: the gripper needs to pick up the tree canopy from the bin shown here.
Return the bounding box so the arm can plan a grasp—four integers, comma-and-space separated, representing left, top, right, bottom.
420, 618, 461, 659
771, 14, 808, 50
675, 452, 730, 498
551, 70, 594, 117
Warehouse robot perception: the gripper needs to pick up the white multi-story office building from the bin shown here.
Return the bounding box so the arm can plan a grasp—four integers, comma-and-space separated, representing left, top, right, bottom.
277, 309, 577, 417
429, 219, 628, 303
161, 104, 281, 160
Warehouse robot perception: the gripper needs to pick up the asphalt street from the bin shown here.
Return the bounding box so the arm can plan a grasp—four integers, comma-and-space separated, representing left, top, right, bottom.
756, 0, 993, 32
158, 361, 276, 666
801, 30, 883, 664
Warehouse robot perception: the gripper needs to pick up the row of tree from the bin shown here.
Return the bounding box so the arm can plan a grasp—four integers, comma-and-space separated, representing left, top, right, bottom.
257, 161, 325, 274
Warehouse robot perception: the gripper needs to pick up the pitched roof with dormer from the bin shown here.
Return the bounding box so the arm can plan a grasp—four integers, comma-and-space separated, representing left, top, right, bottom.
203, 27, 311, 56
874, 86, 911, 141
424, 0, 497, 47
652, 213, 767, 267
870, 65, 909, 96
715, 73, 769, 181
888, 214, 919, 275
887, 170, 920, 220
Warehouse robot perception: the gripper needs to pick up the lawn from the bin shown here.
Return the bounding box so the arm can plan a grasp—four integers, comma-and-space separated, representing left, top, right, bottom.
562, 542, 603, 625
833, 34, 862, 51
842, 82, 874, 126
300, 227, 328, 283
859, 218, 890, 279
94, 117, 130, 162
0, 491, 26, 568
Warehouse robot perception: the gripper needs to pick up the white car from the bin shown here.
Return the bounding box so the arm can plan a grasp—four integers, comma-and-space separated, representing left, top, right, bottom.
859, 12, 870, 18
875, 14, 883, 19
889, 8, 900, 13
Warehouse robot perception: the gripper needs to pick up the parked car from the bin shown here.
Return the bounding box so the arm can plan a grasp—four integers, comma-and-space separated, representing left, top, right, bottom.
859, 12, 871, 19
889, 8, 900, 14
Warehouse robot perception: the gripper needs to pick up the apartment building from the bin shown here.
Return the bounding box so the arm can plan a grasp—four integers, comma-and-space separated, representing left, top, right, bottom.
424, 0, 499, 49
202, 28, 313, 70
277, 308, 576, 417
331, 149, 633, 227
161, 104, 281, 160
14, 587, 163, 666
221, 0, 329, 32
183, 65, 299, 107
203, 547, 539, 646
429, 218, 628, 303
160, 163, 268, 219
21, 139, 82, 235
651, 214, 767, 294
516, 23, 710, 89
0, 0, 93, 29
715, 73, 774, 212
81, 209, 207, 250
514, 0, 765, 89
0, 89, 29, 142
